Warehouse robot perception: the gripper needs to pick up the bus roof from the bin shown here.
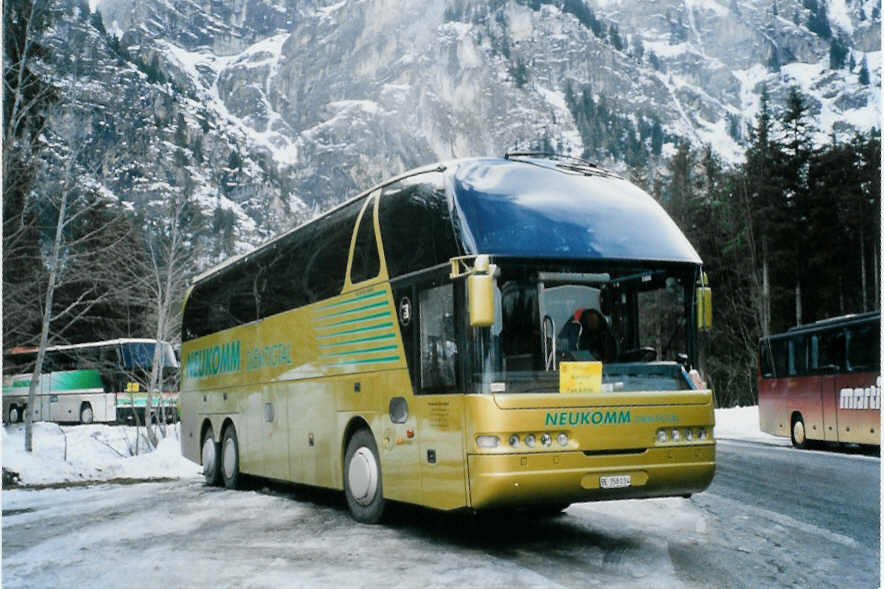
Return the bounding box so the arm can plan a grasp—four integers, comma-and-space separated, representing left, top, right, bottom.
192, 155, 701, 288
781, 311, 880, 334
4, 339, 170, 356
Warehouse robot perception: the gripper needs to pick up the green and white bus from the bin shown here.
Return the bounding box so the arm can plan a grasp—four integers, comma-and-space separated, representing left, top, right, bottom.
181, 155, 716, 523
2, 339, 179, 425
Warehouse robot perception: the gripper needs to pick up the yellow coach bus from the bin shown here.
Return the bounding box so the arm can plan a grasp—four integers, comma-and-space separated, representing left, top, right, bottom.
180, 155, 716, 523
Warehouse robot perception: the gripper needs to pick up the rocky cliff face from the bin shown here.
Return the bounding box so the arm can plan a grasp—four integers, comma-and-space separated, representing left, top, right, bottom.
34, 0, 882, 257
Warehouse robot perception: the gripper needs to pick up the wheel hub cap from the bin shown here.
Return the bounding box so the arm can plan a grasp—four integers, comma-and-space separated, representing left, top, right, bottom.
348, 447, 378, 505
223, 438, 236, 478
794, 421, 805, 444
202, 438, 216, 476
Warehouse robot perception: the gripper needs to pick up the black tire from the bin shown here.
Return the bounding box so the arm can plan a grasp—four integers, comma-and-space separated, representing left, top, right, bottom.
343, 428, 386, 524
201, 426, 222, 487
8, 405, 20, 424
791, 414, 809, 449
221, 425, 241, 490
80, 403, 94, 425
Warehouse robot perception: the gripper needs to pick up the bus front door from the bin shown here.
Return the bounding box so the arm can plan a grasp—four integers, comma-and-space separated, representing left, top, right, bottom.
413, 280, 468, 510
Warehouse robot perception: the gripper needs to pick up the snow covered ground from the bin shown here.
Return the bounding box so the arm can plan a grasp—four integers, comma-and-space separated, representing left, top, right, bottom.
2, 423, 199, 487
2, 407, 780, 487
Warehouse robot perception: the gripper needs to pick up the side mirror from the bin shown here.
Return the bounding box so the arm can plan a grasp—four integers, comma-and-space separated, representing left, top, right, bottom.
696, 272, 712, 330
468, 255, 496, 327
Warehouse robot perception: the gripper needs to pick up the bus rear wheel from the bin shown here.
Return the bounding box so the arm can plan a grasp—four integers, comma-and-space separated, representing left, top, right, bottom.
8, 405, 20, 424
221, 425, 241, 490
80, 403, 94, 425
791, 414, 809, 449
344, 428, 385, 524
201, 426, 222, 487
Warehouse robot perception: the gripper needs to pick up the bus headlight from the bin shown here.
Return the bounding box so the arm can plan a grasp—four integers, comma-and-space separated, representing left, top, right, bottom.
541, 433, 552, 447
671, 429, 681, 442
697, 428, 708, 440
525, 434, 536, 448
656, 429, 668, 443
476, 435, 500, 449
508, 434, 520, 448
685, 429, 693, 441
556, 432, 568, 447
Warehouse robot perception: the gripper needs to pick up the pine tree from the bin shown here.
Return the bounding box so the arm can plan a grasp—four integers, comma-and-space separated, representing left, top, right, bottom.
858, 56, 870, 85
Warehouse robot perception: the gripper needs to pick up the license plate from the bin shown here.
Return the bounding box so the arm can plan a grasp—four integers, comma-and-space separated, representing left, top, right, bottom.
600, 475, 631, 489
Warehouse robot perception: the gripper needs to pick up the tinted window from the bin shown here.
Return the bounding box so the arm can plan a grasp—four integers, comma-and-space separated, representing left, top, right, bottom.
350, 197, 380, 284
788, 336, 807, 376
759, 340, 774, 378
847, 321, 880, 372
419, 284, 457, 392
772, 338, 789, 378
379, 173, 461, 279
183, 198, 365, 340
811, 329, 844, 373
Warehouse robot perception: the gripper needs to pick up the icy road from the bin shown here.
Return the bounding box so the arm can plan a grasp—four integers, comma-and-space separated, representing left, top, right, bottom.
2, 441, 879, 589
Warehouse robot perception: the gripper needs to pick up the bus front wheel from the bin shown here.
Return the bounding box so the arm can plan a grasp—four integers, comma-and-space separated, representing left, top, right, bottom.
344, 429, 385, 524
221, 425, 241, 490
80, 403, 94, 425
8, 405, 20, 424
201, 427, 222, 487
791, 414, 809, 449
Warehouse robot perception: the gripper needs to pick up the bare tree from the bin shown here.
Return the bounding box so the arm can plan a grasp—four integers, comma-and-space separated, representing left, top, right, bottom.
127, 179, 199, 448
21, 111, 135, 452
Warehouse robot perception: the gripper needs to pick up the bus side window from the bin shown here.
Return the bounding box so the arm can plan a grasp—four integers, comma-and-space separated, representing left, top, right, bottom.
349, 196, 381, 284
419, 284, 457, 392
759, 340, 775, 378
772, 339, 788, 378
787, 336, 807, 376
847, 322, 880, 372
811, 330, 844, 373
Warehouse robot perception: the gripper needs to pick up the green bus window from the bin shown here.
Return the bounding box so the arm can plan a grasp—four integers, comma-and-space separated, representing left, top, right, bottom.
350, 198, 380, 284
419, 284, 457, 392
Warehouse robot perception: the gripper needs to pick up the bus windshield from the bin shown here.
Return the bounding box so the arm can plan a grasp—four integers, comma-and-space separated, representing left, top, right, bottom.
471, 262, 696, 393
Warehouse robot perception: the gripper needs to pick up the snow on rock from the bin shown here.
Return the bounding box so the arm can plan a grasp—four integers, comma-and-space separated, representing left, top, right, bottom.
2, 423, 199, 487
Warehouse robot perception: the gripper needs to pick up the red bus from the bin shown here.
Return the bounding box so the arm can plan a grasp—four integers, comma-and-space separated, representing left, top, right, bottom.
758, 312, 880, 448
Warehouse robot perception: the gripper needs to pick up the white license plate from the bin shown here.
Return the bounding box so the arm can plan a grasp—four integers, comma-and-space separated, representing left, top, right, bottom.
600, 475, 631, 489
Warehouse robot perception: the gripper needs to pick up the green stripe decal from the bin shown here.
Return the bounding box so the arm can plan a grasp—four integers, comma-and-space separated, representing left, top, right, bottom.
321, 355, 401, 367
319, 333, 395, 348
316, 311, 393, 329
316, 321, 394, 339
314, 301, 388, 322
320, 344, 398, 359
314, 289, 386, 311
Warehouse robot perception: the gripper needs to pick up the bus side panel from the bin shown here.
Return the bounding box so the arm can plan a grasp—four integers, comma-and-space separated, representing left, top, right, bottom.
821, 375, 839, 441
835, 372, 880, 445
288, 379, 339, 489
373, 370, 421, 505
789, 375, 823, 441
758, 376, 786, 437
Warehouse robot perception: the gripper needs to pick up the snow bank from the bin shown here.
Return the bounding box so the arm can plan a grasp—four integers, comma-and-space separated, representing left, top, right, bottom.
2, 423, 199, 487
713, 406, 789, 445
